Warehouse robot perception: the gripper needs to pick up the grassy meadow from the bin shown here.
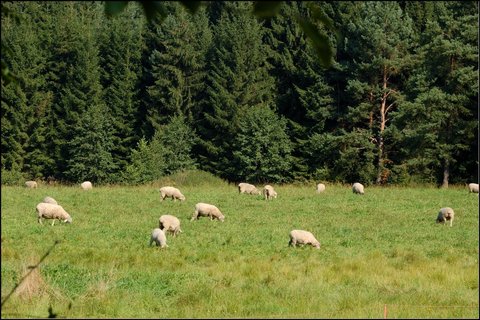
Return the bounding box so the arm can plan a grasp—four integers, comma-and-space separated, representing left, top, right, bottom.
1, 171, 479, 318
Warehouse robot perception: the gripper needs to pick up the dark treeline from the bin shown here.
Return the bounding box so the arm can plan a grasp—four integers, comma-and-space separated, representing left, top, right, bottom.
1, 1, 478, 186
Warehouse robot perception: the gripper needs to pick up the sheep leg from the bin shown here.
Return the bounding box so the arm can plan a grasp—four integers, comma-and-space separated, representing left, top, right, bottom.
51, 219, 55, 226
191, 211, 198, 221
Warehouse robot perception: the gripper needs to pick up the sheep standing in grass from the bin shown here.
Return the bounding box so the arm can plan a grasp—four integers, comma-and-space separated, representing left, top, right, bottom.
36, 203, 72, 226
436, 207, 455, 227
81, 181, 93, 190
149, 228, 168, 248
159, 215, 183, 237
42, 196, 58, 205
238, 183, 261, 195
316, 183, 326, 193
289, 230, 321, 249
263, 185, 277, 200
159, 186, 186, 201
468, 183, 479, 193
25, 181, 38, 189
352, 182, 365, 195
191, 203, 225, 222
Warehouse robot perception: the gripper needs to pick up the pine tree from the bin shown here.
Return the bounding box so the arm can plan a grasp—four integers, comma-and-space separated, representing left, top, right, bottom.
340, 2, 414, 184
395, 2, 478, 186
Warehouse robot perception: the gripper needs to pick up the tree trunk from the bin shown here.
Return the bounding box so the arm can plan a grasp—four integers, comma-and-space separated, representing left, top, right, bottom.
376, 66, 388, 184
441, 159, 449, 188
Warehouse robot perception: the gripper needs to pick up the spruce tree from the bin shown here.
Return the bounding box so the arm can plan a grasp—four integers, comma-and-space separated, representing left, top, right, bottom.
196, 1, 275, 180
231, 105, 293, 183
100, 4, 144, 176
1, 2, 53, 179
143, 2, 211, 136
265, 2, 335, 180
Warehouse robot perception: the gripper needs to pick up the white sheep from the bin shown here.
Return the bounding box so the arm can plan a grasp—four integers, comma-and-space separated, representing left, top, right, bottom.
159, 214, 183, 237
191, 203, 225, 222
352, 182, 365, 195
436, 207, 455, 227
36, 202, 72, 226
316, 183, 326, 193
263, 185, 278, 200
25, 181, 38, 189
149, 228, 168, 248
238, 183, 261, 195
81, 181, 93, 190
42, 196, 58, 205
468, 183, 479, 193
289, 230, 321, 249
159, 186, 186, 201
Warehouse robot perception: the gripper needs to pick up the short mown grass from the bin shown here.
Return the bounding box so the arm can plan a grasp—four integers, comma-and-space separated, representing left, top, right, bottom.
1, 173, 479, 318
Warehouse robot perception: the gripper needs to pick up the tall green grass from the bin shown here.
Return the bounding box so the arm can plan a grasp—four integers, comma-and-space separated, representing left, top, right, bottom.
1, 173, 478, 318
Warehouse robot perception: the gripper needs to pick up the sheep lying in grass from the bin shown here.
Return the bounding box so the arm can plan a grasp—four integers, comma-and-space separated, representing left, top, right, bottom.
263, 185, 277, 200
159, 214, 183, 237
316, 183, 326, 193
81, 181, 93, 190
468, 183, 479, 193
42, 196, 58, 205
159, 186, 186, 201
352, 182, 364, 195
149, 228, 168, 248
238, 183, 261, 195
36, 202, 72, 226
191, 203, 225, 222
25, 181, 38, 189
289, 230, 320, 249
436, 207, 455, 227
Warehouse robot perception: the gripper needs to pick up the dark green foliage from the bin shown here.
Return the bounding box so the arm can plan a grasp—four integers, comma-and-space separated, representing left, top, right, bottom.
100, 4, 144, 174
306, 130, 377, 183
231, 105, 293, 183
124, 137, 165, 185
144, 3, 211, 132
0, 1, 477, 185
64, 104, 116, 183
124, 114, 195, 184
196, 1, 275, 180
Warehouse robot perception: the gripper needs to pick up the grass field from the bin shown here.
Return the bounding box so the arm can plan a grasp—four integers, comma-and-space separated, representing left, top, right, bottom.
1, 172, 479, 318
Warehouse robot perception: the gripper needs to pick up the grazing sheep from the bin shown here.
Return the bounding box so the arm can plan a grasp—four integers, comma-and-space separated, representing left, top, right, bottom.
81, 181, 93, 190
25, 181, 38, 189
468, 183, 479, 193
191, 203, 225, 222
289, 230, 321, 249
352, 182, 365, 195
263, 185, 278, 200
238, 183, 261, 195
42, 196, 58, 205
149, 228, 168, 248
436, 207, 455, 227
159, 186, 186, 201
36, 202, 72, 226
316, 183, 326, 193
159, 214, 183, 237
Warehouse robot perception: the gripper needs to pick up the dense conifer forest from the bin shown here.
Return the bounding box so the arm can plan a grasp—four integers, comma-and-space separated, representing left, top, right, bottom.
1, 1, 478, 185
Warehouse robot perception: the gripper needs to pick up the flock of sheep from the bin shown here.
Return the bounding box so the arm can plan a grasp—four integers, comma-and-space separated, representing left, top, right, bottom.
27, 180, 479, 249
